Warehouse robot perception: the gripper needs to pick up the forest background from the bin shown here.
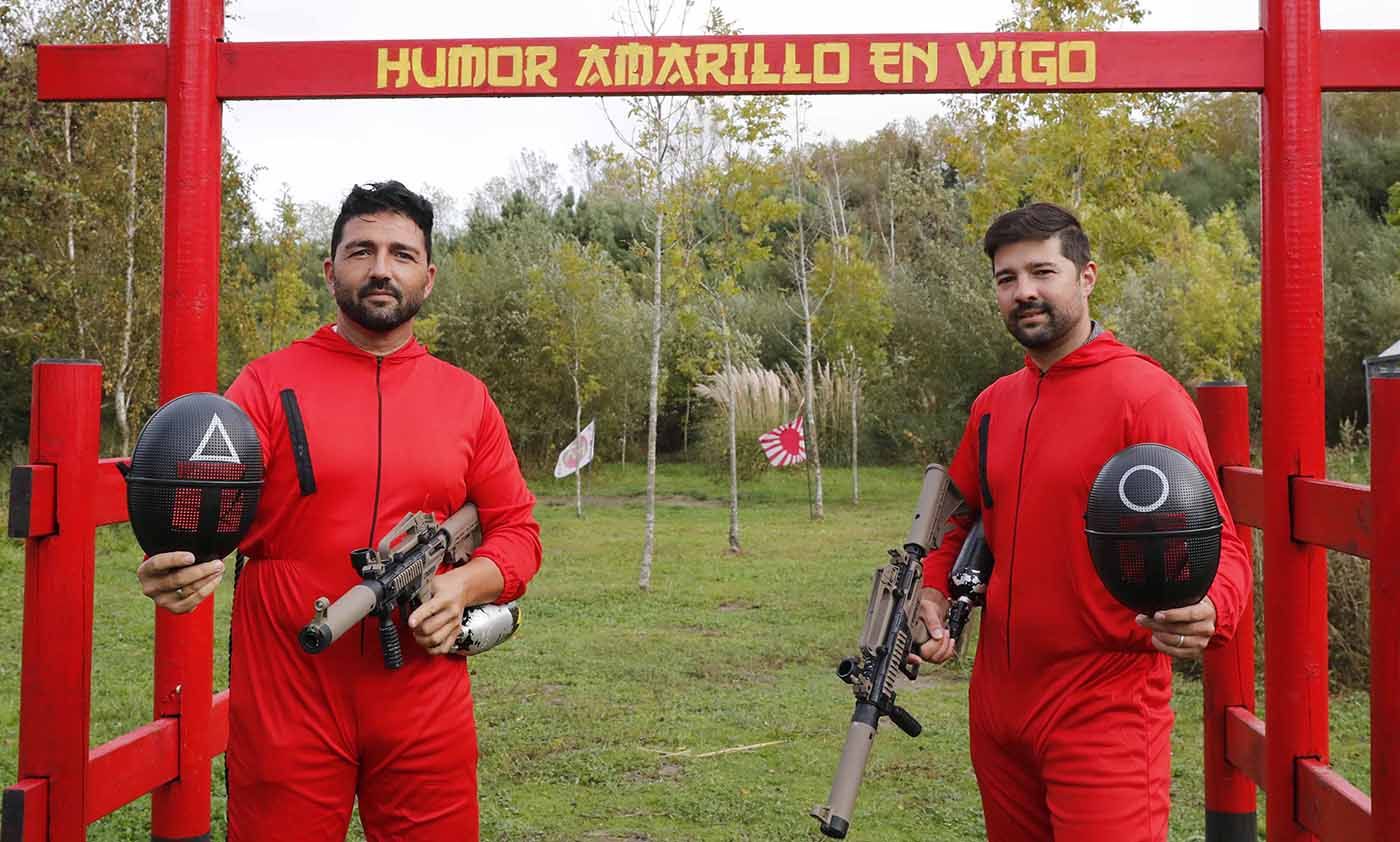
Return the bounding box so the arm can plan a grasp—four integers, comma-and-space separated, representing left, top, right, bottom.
0, 0, 1397, 685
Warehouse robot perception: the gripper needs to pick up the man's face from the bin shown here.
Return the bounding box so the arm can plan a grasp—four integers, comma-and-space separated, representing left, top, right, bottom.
324, 211, 436, 332
991, 235, 1096, 351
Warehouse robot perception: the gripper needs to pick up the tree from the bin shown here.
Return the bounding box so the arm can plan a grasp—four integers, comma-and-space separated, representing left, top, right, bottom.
685, 83, 793, 552
604, 0, 697, 589
527, 238, 628, 516
813, 235, 890, 504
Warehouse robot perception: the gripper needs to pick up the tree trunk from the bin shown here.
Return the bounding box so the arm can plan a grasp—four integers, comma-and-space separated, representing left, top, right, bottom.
850, 363, 860, 506
639, 205, 663, 590
115, 101, 140, 454
721, 311, 741, 554
794, 214, 825, 519
572, 366, 584, 518
64, 102, 88, 358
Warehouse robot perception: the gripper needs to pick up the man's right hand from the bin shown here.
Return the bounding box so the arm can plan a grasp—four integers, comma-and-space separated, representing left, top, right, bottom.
137, 551, 224, 614
914, 591, 957, 664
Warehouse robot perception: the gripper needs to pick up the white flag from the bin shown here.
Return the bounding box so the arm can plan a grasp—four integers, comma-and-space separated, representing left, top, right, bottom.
553, 420, 596, 479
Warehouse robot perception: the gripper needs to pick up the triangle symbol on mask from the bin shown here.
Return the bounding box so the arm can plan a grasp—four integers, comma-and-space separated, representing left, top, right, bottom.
190, 413, 242, 464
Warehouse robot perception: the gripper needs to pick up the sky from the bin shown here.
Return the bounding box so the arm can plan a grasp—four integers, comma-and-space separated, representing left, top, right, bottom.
218, 0, 1400, 223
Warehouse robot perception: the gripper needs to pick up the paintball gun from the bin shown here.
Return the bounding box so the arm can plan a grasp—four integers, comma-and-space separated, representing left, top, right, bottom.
298, 504, 520, 669
811, 464, 963, 839
945, 519, 993, 649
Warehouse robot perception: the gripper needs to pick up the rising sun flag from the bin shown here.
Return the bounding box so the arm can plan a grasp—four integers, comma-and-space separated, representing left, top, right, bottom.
758, 415, 806, 467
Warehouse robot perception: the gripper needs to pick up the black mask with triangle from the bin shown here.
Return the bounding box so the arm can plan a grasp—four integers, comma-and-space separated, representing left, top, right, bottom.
125, 392, 264, 563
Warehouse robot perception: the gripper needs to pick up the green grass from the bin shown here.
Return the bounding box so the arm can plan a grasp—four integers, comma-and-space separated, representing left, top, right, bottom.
0, 464, 1374, 840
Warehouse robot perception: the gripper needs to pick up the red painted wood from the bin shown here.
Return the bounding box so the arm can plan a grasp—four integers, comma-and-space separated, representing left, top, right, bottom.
217, 30, 1264, 98
1220, 466, 1265, 529
1296, 759, 1372, 840
11, 458, 130, 540
1320, 30, 1400, 91
94, 458, 132, 528
1196, 383, 1259, 822
209, 689, 230, 756
1224, 707, 1267, 789
7, 465, 55, 539
18, 361, 102, 842
1373, 376, 1400, 842
1290, 477, 1372, 558
84, 719, 179, 824
34, 44, 165, 101
1261, 2, 1329, 840
1, 778, 50, 842
150, 0, 222, 836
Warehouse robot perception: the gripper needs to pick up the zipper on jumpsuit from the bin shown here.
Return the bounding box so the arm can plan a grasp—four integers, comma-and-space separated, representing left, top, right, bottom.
361, 356, 386, 656
1005, 369, 1046, 668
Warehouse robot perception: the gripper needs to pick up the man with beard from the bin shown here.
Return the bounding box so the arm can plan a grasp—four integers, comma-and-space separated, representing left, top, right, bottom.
136, 181, 541, 841
912, 203, 1251, 841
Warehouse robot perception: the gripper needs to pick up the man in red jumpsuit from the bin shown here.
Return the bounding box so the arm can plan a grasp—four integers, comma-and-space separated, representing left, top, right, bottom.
137, 181, 541, 841
915, 203, 1252, 841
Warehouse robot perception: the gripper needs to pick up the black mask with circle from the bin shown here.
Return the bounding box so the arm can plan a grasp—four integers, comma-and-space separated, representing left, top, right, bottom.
1084, 443, 1222, 614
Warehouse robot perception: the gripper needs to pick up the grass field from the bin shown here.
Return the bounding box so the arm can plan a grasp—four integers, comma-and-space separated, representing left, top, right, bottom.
0, 463, 1373, 840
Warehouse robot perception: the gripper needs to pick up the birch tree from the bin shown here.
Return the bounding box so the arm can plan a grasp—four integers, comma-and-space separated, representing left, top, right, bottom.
603, 0, 696, 589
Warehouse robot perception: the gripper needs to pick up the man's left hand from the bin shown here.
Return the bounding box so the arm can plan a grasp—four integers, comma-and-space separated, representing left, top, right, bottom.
408, 558, 505, 655
1136, 596, 1216, 659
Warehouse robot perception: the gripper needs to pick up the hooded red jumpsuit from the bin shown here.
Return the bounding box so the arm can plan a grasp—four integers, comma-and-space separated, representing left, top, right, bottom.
222, 325, 541, 841
922, 332, 1251, 842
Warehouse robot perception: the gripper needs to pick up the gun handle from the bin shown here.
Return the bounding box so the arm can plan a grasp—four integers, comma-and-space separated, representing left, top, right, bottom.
811, 703, 879, 839
299, 583, 379, 654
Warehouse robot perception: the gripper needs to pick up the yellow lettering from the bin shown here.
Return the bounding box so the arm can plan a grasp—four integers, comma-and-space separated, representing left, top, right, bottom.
525, 46, 557, 87
1060, 40, 1096, 83
1020, 41, 1057, 86
410, 47, 446, 88
657, 43, 695, 85
487, 46, 523, 87
870, 42, 901, 84
576, 44, 614, 87
956, 41, 996, 87
695, 43, 729, 85
613, 42, 654, 86
751, 43, 779, 84
729, 43, 750, 84
904, 42, 937, 83
782, 43, 812, 84
813, 43, 848, 84
997, 41, 1016, 83
377, 47, 412, 89
447, 45, 486, 87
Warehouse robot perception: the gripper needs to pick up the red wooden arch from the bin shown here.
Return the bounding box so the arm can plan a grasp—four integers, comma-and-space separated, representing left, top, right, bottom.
5, 1, 1399, 840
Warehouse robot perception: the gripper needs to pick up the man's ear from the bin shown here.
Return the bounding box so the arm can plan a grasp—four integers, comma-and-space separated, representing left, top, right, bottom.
323, 257, 335, 293
424, 263, 437, 300
1080, 261, 1098, 298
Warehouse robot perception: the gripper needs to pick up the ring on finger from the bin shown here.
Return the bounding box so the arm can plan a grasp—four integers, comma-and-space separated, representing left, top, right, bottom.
176, 585, 186, 598
1176, 633, 1186, 647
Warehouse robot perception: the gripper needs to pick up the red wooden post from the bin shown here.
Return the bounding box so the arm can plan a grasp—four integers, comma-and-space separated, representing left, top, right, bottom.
1196, 382, 1258, 842
1373, 373, 1400, 841
151, 0, 223, 837
15, 361, 102, 842
1260, 1, 1328, 841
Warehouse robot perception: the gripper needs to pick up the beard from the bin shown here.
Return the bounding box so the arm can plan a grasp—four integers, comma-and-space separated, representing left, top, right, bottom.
331, 273, 425, 332
1005, 301, 1075, 350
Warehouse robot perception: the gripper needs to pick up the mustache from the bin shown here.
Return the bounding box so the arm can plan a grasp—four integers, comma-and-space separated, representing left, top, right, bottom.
358, 279, 402, 301
1013, 303, 1050, 318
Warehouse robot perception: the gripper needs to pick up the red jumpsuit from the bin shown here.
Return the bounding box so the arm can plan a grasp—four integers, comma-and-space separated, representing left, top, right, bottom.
223, 325, 541, 842
923, 332, 1251, 842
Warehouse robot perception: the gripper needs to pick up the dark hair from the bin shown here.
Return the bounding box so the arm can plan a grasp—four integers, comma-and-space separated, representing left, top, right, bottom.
330, 180, 435, 264
983, 202, 1091, 271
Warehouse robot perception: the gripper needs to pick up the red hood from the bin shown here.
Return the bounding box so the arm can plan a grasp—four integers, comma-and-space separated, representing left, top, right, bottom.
295, 323, 429, 363
1025, 329, 1163, 375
